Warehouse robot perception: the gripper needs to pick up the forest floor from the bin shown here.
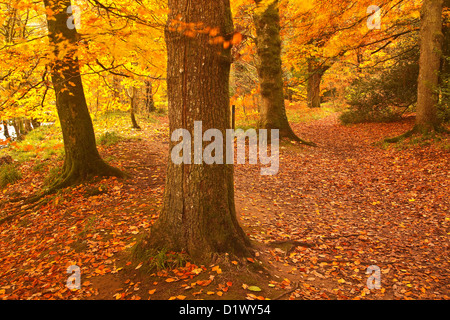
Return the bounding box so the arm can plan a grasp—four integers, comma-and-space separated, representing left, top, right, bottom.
0, 110, 449, 300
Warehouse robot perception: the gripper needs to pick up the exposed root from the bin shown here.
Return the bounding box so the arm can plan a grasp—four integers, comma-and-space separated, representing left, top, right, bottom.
0, 161, 126, 225
283, 128, 317, 147
0, 195, 51, 225
384, 128, 416, 143
384, 124, 450, 143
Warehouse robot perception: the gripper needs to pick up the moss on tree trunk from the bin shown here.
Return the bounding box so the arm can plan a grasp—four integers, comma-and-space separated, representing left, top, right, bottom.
386, 0, 447, 142
415, 0, 444, 132
253, 0, 314, 145
44, 0, 124, 189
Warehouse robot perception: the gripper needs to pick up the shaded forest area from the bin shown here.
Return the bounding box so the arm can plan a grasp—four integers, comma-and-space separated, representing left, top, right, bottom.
0, 0, 449, 301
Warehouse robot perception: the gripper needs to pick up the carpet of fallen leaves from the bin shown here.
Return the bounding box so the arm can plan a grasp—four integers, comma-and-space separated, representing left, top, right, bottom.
235, 114, 450, 300
0, 113, 449, 300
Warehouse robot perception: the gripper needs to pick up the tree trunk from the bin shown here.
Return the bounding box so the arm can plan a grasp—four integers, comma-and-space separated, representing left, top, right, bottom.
253, 0, 312, 144
307, 60, 326, 109
145, 79, 156, 113
440, 0, 450, 76
2, 121, 9, 139
43, 0, 123, 188
31, 118, 40, 129
130, 87, 141, 129
137, 0, 251, 262
23, 118, 32, 132
12, 118, 22, 140
415, 0, 444, 132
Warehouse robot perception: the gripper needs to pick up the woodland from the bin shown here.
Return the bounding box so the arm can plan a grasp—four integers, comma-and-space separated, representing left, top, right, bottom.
0, 0, 449, 301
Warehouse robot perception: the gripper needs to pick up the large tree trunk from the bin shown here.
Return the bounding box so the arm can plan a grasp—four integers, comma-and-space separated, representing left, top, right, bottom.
307, 60, 326, 109
253, 0, 313, 144
441, 0, 450, 76
415, 0, 444, 132
44, 0, 123, 188
137, 0, 251, 262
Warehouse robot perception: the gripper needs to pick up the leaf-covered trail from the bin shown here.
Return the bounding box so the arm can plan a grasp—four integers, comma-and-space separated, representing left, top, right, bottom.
0, 113, 448, 300
235, 114, 450, 299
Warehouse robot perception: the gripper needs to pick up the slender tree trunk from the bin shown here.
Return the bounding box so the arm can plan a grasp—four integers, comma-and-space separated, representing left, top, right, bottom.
415, 0, 444, 132
253, 0, 313, 144
307, 60, 326, 109
145, 79, 156, 113
23, 119, 32, 132
31, 118, 40, 129
12, 118, 21, 140
43, 0, 123, 188
2, 121, 9, 139
130, 87, 141, 129
137, 0, 251, 262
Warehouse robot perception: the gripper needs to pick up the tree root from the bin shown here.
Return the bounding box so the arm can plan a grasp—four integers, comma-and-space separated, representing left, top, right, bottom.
284, 129, 317, 147
384, 129, 416, 143
0, 195, 51, 225
384, 124, 450, 143
0, 161, 126, 225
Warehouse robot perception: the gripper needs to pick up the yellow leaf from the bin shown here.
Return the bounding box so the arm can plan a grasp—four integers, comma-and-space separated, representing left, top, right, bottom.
148, 289, 156, 295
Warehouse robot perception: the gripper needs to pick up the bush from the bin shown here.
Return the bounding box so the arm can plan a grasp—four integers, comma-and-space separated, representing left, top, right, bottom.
0, 164, 22, 188
340, 46, 419, 124
98, 131, 121, 146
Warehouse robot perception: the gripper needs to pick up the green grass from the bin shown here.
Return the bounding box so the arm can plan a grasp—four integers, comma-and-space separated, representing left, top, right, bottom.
0, 164, 22, 188
98, 131, 122, 146
0, 124, 64, 163
286, 104, 338, 124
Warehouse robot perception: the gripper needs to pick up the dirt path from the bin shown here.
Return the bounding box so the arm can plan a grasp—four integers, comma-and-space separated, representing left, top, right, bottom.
0, 113, 448, 300
234, 114, 449, 299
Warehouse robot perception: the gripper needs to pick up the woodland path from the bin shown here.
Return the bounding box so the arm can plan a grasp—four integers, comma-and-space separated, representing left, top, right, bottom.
0, 113, 448, 300
234, 114, 449, 299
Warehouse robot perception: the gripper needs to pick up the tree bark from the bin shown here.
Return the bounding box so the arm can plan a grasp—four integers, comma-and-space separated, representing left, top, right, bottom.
415, 0, 444, 132
43, 0, 123, 188
307, 60, 326, 108
440, 0, 450, 76
145, 79, 156, 113
2, 121, 9, 139
137, 0, 251, 262
31, 118, 40, 129
253, 0, 313, 144
23, 119, 32, 133
130, 87, 141, 129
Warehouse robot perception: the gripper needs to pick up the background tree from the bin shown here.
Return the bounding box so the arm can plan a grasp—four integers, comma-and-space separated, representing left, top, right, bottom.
253, 0, 313, 144
43, 0, 123, 189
